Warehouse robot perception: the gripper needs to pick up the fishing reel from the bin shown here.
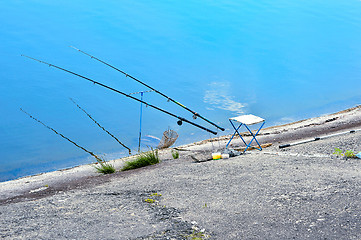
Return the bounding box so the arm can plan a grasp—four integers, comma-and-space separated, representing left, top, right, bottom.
193, 113, 198, 120
177, 119, 183, 126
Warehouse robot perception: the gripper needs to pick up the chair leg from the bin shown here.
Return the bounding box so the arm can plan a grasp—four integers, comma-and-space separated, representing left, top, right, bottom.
230, 120, 248, 146
253, 121, 265, 150
226, 120, 243, 148
243, 121, 265, 152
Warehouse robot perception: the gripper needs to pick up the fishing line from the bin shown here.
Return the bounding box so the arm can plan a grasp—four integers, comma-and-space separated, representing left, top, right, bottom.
69, 46, 225, 132
22, 54, 217, 135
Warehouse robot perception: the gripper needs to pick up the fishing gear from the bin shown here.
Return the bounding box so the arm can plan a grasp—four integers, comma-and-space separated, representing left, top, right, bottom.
22, 55, 218, 135
279, 129, 361, 149
129, 90, 154, 152
69, 98, 131, 154
20, 108, 103, 163
69, 46, 225, 131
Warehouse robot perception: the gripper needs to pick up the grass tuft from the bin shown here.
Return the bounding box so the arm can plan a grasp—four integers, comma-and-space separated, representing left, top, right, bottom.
94, 160, 116, 174
186, 230, 209, 240
122, 148, 159, 171
333, 148, 357, 158
171, 149, 179, 159
344, 150, 356, 158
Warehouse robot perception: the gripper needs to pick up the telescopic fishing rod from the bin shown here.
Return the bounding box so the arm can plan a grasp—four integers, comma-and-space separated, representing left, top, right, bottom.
69, 98, 132, 155
69, 46, 225, 132
20, 108, 103, 163
279, 129, 361, 149
22, 55, 218, 135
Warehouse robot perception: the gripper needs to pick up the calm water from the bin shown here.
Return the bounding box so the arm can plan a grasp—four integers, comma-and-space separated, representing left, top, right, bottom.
1, 0, 360, 182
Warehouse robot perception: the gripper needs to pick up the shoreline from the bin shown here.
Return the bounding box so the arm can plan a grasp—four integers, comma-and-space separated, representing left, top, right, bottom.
1, 104, 361, 204
1, 105, 361, 239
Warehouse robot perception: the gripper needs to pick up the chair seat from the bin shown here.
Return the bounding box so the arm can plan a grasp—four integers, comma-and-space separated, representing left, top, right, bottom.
230, 114, 265, 125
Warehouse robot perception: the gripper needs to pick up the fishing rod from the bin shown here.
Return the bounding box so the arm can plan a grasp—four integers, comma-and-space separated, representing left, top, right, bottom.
22, 55, 218, 135
279, 129, 361, 149
69, 98, 132, 155
20, 108, 103, 163
69, 46, 225, 132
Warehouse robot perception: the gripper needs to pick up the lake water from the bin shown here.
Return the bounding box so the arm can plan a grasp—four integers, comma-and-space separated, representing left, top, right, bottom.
1, 0, 360, 182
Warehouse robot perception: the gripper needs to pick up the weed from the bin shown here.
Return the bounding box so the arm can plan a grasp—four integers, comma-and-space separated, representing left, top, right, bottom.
186, 230, 209, 240
333, 148, 357, 158
94, 159, 116, 174
144, 193, 162, 204
122, 148, 159, 171
333, 148, 343, 156
171, 149, 179, 159
344, 150, 356, 158
144, 198, 155, 203
150, 193, 162, 197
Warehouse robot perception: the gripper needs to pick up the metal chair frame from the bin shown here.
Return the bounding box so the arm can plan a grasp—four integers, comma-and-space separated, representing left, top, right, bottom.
226, 115, 265, 153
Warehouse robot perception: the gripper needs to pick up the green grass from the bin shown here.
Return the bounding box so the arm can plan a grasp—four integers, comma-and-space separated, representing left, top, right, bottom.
333, 148, 357, 158
122, 149, 159, 171
344, 150, 356, 158
171, 149, 179, 159
186, 230, 209, 240
333, 148, 343, 156
94, 161, 116, 174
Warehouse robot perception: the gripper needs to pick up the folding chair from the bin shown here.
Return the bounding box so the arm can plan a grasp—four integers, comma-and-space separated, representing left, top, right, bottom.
226, 114, 265, 153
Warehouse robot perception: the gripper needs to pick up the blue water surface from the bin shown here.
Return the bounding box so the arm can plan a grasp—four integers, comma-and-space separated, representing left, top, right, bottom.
1, 0, 360, 181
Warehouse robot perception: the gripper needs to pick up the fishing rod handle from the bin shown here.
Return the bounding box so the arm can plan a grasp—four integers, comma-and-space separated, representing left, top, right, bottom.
279, 144, 290, 149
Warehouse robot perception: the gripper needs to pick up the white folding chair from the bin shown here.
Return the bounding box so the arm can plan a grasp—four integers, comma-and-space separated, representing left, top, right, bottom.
226, 114, 265, 153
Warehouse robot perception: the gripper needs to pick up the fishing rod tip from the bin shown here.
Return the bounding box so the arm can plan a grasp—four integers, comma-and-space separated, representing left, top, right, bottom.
69, 46, 79, 51
21, 54, 32, 60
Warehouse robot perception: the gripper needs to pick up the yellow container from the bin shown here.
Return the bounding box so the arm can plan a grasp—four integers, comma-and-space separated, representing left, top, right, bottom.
212, 152, 222, 160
